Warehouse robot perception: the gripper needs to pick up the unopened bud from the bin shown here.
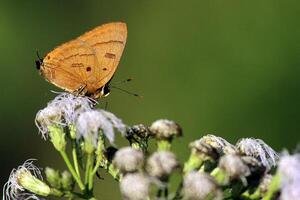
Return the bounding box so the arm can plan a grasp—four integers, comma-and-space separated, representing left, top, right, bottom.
45, 167, 61, 189
113, 147, 144, 173
146, 151, 179, 180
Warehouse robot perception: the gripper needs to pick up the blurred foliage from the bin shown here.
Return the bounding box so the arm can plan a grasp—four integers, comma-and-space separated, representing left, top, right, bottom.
0, 0, 299, 199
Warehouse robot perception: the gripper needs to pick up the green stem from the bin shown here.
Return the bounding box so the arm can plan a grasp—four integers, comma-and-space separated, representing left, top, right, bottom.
72, 141, 80, 176
88, 154, 95, 191
242, 189, 261, 200
210, 167, 228, 185
91, 137, 104, 176
91, 154, 102, 175
107, 163, 121, 181
157, 140, 172, 151
50, 189, 83, 199
85, 154, 92, 185
60, 150, 85, 191
84, 153, 95, 191
183, 153, 204, 175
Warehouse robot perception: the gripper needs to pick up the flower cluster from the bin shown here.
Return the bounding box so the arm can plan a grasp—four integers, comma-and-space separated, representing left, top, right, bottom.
3, 93, 300, 200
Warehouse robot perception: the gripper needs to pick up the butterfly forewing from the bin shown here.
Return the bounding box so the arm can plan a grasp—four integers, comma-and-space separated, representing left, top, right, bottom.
40, 22, 127, 97
79, 22, 127, 90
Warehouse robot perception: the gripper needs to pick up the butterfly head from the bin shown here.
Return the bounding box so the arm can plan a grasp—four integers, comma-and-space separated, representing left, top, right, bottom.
91, 84, 111, 99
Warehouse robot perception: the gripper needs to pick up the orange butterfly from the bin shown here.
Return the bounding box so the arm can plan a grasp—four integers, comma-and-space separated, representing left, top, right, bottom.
36, 22, 127, 99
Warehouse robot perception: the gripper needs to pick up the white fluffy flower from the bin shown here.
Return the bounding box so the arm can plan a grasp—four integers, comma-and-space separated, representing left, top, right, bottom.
76, 109, 126, 146
146, 151, 179, 179
149, 119, 182, 139
183, 171, 222, 200
236, 138, 278, 170
219, 154, 250, 181
279, 152, 300, 200
199, 134, 237, 155
49, 92, 94, 125
35, 104, 64, 139
3, 159, 50, 200
120, 173, 150, 200
35, 93, 94, 139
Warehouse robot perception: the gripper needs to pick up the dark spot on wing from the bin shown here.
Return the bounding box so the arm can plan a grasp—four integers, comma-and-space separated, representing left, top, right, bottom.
105, 53, 116, 59
86, 66, 92, 72
102, 68, 107, 71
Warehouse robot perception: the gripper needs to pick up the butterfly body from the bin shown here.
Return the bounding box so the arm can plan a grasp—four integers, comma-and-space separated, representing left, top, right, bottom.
37, 22, 127, 99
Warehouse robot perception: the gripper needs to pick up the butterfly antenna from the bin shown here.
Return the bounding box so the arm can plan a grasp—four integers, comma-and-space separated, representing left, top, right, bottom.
111, 78, 133, 86
110, 85, 142, 98
36, 50, 43, 61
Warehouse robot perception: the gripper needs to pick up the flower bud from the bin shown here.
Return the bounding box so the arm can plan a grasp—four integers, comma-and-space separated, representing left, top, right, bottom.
189, 139, 218, 160
146, 151, 179, 180
183, 140, 217, 174
149, 119, 182, 140
126, 124, 150, 151
183, 171, 222, 200
35, 104, 63, 139
126, 124, 150, 139
241, 156, 265, 175
120, 173, 150, 200
219, 154, 250, 181
236, 138, 278, 171
45, 167, 61, 189
61, 170, 74, 191
113, 147, 144, 173
198, 135, 237, 157
48, 125, 66, 152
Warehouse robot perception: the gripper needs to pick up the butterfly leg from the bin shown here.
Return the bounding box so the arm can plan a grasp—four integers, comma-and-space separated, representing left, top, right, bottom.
73, 84, 87, 96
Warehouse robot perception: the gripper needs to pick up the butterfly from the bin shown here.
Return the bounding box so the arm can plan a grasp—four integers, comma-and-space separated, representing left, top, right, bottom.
36, 22, 127, 99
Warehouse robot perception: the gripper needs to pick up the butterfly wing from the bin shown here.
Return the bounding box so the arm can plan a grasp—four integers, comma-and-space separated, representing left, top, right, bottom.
40, 39, 98, 93
78, 22, 127, 90
40, 22, 127, 96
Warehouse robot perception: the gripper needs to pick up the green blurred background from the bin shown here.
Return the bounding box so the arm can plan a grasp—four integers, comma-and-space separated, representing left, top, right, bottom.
1, 0, 300, 198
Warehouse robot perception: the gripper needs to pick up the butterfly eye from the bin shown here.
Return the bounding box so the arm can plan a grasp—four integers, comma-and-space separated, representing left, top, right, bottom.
35, 60, 42, 70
